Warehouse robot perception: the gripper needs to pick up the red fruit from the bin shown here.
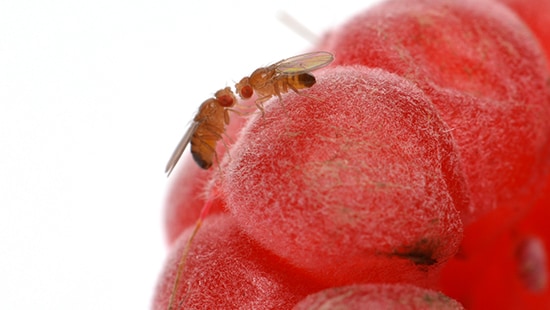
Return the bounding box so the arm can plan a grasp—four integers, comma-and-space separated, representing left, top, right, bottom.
496, 0, 550, 70
325, 0, 550, 224
440, 171, 550, 309
440, 231, 550, 309
164, 110, 247, 244
293, 284, 464, 310
153, 214, 322, 309
222, 66, 466, 286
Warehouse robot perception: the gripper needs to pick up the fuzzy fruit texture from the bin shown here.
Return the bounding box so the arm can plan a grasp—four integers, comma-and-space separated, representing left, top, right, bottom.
496, 0, 550, 70
324, 0, 550, 224
153, 215, 323, 309
222, 66, 465, 286
293, 284, 464, 310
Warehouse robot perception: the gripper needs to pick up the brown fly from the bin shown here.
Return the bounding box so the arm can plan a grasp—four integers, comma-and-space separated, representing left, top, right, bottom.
165, 87, 236, 176
235, 51, 334, 112
165, 51, 333, 175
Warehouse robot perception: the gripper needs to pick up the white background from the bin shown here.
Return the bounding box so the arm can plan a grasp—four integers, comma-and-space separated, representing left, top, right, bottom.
0, 1, 378, 309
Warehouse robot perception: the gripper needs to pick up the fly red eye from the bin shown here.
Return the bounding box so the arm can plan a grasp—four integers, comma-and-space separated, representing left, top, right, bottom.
214, 88, 236, 107
217, 95, 234, 107
240, 85, 254, 99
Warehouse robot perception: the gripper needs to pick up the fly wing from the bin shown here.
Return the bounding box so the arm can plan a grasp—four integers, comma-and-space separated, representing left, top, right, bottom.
165, 121, 199, 176
275, 51, 334, 75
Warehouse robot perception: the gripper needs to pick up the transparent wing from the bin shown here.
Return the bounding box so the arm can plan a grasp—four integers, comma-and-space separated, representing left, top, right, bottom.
275, 51, 334, 75
165, 121, 199, 176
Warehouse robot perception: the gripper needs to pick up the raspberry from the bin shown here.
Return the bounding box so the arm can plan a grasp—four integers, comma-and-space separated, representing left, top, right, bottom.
222, 66, 465, 286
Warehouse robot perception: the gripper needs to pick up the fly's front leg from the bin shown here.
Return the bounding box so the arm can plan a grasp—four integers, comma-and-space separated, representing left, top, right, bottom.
254, 96, 272, 116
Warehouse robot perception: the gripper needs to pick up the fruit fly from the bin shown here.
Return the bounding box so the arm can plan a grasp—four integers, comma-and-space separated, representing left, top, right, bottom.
165, 87, 236, 176
165, 51, 333, 175
235, 51, 334, 110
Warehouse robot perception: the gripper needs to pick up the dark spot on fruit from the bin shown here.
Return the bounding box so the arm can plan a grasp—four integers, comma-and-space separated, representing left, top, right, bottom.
394, 250, 437, 266
393, 238, 439, 266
